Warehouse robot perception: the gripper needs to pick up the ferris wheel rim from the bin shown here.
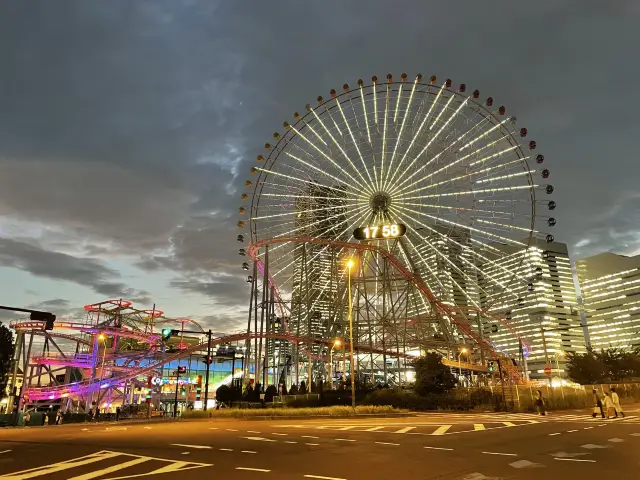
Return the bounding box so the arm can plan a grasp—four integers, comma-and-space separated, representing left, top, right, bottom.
239, 73, 556, 347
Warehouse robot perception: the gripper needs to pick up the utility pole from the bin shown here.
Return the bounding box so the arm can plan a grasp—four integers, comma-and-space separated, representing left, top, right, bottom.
204, 330, 212, 411
173, 366, 182, 418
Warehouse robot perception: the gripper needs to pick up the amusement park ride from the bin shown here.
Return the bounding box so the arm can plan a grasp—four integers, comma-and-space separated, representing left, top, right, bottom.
6, 72, 557, 413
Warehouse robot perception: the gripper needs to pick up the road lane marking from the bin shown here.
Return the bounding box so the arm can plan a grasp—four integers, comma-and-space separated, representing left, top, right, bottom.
365, 426, 385, 431
284, 441, 298, 444
143, 427, 152, 430
394, 426, 416, 433
503, 422, 517, 427
337, 426, 355, 430
375, 442, 399, 446
0, 451, 123, 479
608, 438, 624, 442
219, 448, 233, 452
241, 436, 277, 442
226, 429, 238, 432
335, 439, 355, 442
171, 444, 212, 449
271, 433, 288, 436
302, 436, 319, 439
554, 458, 596, 463
181, 452, 190, 455
567, 429, 579, 433
305, 443, 320, 446
247, 430, 261, 433
432, 425, 452, 435
509, 459, 545, 469
482, 452, 517, 456
304, 475, 346, 480
67, 457, 150, 480
424, 446, 453, 451
630, 433, 640, 436
473, 424, 486, 431
236, 467, 270, 472
549, 433, 561, 436
581, 444, 610, 449
242, 451, 257, 454
584, 427, 593, 429
0, 450, 12, 454
208, 427, 218, 430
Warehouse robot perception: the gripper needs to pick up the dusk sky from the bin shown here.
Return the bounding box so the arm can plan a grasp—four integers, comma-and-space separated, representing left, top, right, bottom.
1, 0, 638, 331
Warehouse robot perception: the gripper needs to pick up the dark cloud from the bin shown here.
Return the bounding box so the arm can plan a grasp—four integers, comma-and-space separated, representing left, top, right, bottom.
0, 238, 151, 303
0, 0, 638, 328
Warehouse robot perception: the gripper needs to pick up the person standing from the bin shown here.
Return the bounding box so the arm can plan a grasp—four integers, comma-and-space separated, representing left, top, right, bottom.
602, 391, 615, 418
534, 390, 546, 416
610, 388, 625, 418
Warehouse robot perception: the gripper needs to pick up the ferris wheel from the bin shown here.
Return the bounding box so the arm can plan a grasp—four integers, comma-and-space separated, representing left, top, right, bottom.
238, 73, 555, 360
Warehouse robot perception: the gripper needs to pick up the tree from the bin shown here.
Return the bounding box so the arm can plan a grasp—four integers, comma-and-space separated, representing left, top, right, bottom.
413, 353, 456, 396
264, 385, 277, 402
216, 384, 233, 404
566, 351, 605, 384
289, 384, 299, 395
0, 323, 14, 398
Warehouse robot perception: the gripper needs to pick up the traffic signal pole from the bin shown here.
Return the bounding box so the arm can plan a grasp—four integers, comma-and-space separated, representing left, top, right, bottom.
204, 330, 212, 411
173, 367, 181, 418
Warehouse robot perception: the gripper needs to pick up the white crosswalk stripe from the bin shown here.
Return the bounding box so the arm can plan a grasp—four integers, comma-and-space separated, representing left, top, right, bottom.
0, 450, 212, 479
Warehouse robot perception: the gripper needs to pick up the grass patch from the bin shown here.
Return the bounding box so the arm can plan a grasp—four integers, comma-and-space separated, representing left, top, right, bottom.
181, 405, 398, 419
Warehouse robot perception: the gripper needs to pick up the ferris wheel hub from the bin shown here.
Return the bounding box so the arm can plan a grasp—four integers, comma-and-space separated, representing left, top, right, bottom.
370, 191, 392, 213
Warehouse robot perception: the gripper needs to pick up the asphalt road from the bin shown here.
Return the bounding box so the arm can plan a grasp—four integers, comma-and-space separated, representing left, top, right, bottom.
1, 410, 639, 479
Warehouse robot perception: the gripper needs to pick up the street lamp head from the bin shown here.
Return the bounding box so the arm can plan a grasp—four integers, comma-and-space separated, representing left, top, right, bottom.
346, 259, 354, 269
461, 347, 468, 353
333, 339, 341, 346
98, 334, 105, 341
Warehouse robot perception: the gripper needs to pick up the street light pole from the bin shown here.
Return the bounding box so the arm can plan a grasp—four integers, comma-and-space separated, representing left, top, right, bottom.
347, 260, 356, 408
204, 329, 212, 411
173, 367, 181, 418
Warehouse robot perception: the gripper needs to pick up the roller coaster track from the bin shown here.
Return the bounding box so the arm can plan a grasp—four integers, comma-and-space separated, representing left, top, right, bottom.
248, 237, 526, 377
21, 331, 431, 401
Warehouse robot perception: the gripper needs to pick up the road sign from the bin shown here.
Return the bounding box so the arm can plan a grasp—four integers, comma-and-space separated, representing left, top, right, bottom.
544, 365, 551, 376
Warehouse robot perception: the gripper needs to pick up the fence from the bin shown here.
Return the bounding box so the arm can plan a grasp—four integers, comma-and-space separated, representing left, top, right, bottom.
460, 383, 640, 411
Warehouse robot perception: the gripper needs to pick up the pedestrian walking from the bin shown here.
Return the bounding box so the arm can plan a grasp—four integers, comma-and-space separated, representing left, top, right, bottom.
592, 389, 605, 419
611, 388, 625, 418
24, 411, 31, 426
116, 406, 121, 421
56, 409, 62, 425
534, 390, 546, 416
602, 391, 615, 418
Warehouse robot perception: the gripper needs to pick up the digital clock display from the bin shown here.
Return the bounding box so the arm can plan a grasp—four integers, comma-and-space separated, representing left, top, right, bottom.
353, 224, 407, 240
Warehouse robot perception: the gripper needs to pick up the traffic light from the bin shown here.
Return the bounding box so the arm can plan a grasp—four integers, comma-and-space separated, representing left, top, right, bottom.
30, 311, 56, 330
195, 375, 202, 401
203, 355, 214, 365
161, 328, 179, 341
488, 361, 495, 373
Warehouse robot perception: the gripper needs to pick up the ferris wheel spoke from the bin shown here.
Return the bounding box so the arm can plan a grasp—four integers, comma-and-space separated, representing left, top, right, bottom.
383, 75, 420, 191
288, 123, 372, 195
393, 144, 521, 198
385, 81, 446, 189
333, 95, 374, 186
306, 105, 372, 191
392, 202, 526, 247
391, 206, 521, 302
390, 116, 514, 196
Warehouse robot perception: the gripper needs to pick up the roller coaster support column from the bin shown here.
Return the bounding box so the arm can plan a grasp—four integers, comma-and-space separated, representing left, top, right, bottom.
204, 329, 212, 411
9, 331, 23, 419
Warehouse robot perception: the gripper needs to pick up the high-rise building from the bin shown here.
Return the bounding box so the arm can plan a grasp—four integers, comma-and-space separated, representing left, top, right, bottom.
479, 239, 585, 379
290, 184, 347, 355
576, 252, 640, 350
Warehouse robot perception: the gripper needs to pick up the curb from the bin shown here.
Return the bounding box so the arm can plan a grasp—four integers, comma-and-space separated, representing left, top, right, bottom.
180, 413, 413, 422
